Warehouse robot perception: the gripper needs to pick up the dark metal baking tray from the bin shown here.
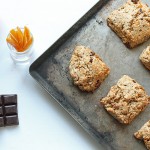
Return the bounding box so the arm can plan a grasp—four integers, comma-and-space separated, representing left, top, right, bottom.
29, 0, 150, 149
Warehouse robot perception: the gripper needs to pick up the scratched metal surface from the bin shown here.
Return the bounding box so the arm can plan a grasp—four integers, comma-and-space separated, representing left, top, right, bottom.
30, 0, 150, 149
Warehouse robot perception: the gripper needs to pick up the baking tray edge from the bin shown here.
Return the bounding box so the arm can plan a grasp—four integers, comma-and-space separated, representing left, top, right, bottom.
29, 0, 113, 149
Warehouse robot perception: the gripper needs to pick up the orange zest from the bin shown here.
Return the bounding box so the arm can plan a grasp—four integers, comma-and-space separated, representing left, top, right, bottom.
6, 26, 33, 52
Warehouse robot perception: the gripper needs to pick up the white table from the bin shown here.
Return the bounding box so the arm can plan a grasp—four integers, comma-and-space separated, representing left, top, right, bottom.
0, 0, 105, 149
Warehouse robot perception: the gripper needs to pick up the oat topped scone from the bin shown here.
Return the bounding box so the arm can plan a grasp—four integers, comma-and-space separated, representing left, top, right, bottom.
140, 46, 150, 70
101, 75, 149, 124
69, 46, 110, 92
107, 0, 150, 48
134, 120, 150, 150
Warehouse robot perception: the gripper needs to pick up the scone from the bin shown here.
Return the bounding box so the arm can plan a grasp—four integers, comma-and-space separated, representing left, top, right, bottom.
107, 0, 150, 48
140, 46, 150, 70
134, 120, 150, 150
101, 75, 149, 124
69, 46, 110, 92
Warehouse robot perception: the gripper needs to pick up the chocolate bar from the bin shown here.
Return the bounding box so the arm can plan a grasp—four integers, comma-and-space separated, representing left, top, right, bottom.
0, 94, 19, 127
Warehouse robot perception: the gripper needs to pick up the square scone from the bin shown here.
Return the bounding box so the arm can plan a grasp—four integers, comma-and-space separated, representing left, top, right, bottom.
140, 45, 150, 70
101, 75, 149, 124
69, 46, 110, 92
107, 0, 150, 48
134, 120, 150, 150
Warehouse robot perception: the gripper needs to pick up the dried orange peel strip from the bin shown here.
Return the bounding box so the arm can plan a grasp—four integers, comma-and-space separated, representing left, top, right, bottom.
6, 37, 22, 51
24, 26, 31, 41
16, 27, 24, 46
24, 37, 33, 50
6, 26, 33, 52
10, 29, 18, 43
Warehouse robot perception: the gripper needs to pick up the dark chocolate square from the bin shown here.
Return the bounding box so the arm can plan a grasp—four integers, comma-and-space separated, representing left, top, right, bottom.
5, 105, 17, 115
0, 96, 2, 105
0, 117, 4, 127
5, 115, 19, 126
3, 95, 17, 105
0, 107, 3, 116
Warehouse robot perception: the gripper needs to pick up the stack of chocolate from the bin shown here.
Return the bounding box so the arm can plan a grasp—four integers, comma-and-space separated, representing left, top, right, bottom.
0, 94, 19, 127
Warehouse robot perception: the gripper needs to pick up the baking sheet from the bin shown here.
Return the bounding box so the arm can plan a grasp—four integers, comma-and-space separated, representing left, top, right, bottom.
29, 0, 150, 149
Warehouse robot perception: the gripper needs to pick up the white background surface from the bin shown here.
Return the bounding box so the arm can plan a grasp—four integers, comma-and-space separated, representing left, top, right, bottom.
0, 0, 105, 150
